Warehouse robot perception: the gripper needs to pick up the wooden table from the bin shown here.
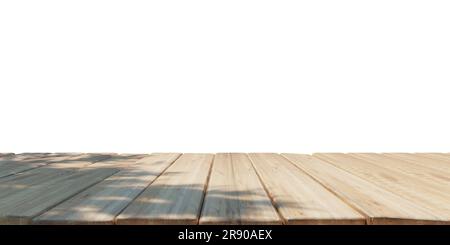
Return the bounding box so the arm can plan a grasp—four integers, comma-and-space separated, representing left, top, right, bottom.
0, 152, 449, 224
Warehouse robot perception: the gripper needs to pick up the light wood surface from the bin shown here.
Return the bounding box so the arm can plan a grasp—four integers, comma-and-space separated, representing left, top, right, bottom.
34, 153, 181, 224
249, 153, 364, 224
1, 152, 449, 225
417, 153, 450, 162
351, 153, 450, 187
283, 153, 443, 224
325, 153, 450, 213
200, 153, 281, 225
313, 153, 450, 223
116, 153, 214, 224
384, 153, 450, 175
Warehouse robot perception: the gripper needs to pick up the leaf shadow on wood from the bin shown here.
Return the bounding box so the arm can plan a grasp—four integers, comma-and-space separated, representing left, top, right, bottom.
0, 154, 306, 225
0, 154, 146, 223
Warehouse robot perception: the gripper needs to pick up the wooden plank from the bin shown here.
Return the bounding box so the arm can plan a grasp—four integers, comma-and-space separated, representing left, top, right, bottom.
43, 153, 116, 169
0, 153, 77, 178
0, 154, 142, 224
0, 153, 14, 159
2, 151, 449, 225
0, 168, 118, 224
426, 153, 450, 162
116, 153, 214, 225
199, 153, 280, 225
0, 153, 116, 198
5, 153, 51, 160
414, 153, 450, 164
0, 153, 113, 179
336, 153, 450, 198
248, 153, 364, 224
0, 154, 134, 198
384, 153, 450, 175
0, 154, 15, 163
350, 153, 450, 185
283, 153, 443, 224
313, 153, 450, 223
0, 153, 57, 166
34, 153, 181, 224
79, 154, 144, 169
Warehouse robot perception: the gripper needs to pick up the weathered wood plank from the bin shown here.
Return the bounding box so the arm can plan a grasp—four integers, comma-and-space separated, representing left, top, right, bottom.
34, 153, 181, 224
0, 154, 66, 175
1, 152, 449, 225
0, 154, 141, 224
43, 153, 114, 168
0, 154, 133, 193
116, 153, 214, 224
200, 153, 280, 225
0, 153, 15, 159
0, 153, 113, 181
0, 154, 82, 178
249, 153, 364, 224
283, 153, 443, 224
2, 153, 52, 162
0, 153, 113, 178
0, 168, 118, 224
310, 153, 449, 224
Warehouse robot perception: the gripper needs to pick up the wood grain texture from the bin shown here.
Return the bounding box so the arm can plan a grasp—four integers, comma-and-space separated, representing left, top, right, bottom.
249, 153, 364, 224
0, 154, 106, 199
421, 153, 450, 162
1, 152, 450, 225
318, 153, 450, 218
0, 168, 118, 224
0, 153, 77, 178
200, 153, 281, 225
350, 153, 450, 187
384, 153, 450, 175
283, 154, 444, 224
0, 154, 139, 224
0, 154, 135, 198
311, 153, 450, 223
116, 153, 214, 225
42, 153, 114, 169
34, 153, 181, 224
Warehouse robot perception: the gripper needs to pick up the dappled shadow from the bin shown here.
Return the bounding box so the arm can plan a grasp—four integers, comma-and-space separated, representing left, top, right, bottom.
0, 153, 114, 178
32, 180, 299, 225
0, 153, 15, 160
0, 154, 311, 225
0, 167, 119, 221
1, 153, 118, 166
0, 153, 176, 224
32, 182, 293, 225
0, 154, 148, 201
0, 153, 147, 179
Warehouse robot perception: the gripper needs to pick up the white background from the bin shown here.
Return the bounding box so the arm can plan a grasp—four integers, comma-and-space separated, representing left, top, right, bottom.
1, 1, 449, 153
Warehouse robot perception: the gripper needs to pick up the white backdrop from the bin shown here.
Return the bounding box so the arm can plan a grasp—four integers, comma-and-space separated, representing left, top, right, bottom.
1, 1, 450, 153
